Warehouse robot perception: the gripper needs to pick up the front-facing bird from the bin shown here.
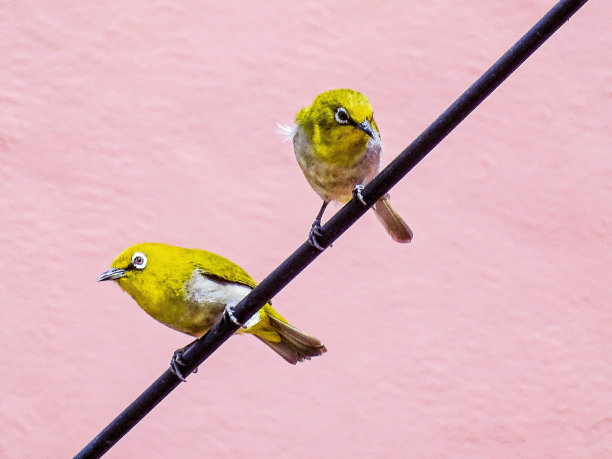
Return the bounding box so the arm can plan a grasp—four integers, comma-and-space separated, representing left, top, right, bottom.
98, 243, 326, 378
280, 89, 412, 249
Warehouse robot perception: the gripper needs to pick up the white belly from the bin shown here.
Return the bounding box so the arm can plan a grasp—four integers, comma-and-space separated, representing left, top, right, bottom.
183, 270, 261, 329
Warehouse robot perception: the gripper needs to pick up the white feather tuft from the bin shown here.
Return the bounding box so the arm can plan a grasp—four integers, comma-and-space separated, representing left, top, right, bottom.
276, 123, 297, 142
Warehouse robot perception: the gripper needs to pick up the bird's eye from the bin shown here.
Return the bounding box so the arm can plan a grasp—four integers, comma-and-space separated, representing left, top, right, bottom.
131, 252, 147, 270
335, 107, 349, 124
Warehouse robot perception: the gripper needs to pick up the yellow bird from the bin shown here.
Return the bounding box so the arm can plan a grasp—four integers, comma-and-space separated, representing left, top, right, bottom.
98, 242, 326, 379
280, 88, 412, 249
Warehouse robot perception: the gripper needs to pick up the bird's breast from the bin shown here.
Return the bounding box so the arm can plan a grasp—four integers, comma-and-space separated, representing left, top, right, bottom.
294, 126, 382, 202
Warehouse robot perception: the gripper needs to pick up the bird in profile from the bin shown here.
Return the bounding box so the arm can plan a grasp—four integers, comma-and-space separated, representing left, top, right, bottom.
98, 242, 326, 380
279, 88, 413, 249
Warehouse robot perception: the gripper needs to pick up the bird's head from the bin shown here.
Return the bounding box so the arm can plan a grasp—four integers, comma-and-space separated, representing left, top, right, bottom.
98, 242, 152, 283
98, 242, 188, 306
296, 89, 380, 161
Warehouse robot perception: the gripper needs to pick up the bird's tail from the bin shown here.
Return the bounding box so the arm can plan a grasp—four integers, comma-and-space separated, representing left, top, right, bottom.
249, 308, 326, 364
373, 195, 413, 243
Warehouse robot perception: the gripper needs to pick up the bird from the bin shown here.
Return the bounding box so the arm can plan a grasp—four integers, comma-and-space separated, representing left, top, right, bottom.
279, 88, 413, 249
98, 242, 326, 380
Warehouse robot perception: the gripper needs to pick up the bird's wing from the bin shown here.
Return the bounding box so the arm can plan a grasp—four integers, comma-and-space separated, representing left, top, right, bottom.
190, 249, 258, 289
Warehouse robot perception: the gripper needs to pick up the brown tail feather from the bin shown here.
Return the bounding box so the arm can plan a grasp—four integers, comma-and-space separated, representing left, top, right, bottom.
373, 196, 413, 243
256, 315, 327, 364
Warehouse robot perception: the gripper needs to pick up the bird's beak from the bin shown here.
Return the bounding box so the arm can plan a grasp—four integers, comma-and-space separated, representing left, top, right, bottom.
97, 268, 126, 282
356, 119, 374, 138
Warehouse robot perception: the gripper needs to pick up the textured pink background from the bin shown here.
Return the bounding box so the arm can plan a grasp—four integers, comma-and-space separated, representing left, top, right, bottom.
2, 1, 611, 457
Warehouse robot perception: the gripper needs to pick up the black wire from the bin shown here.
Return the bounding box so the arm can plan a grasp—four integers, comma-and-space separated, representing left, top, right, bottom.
74, 1, 589, 457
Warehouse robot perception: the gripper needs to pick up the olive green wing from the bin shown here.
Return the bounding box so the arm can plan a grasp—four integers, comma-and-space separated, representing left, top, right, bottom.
188, 248, 258, 289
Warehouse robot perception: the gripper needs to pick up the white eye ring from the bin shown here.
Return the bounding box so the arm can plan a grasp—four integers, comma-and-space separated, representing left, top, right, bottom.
131, 252, 147, 270
335, 107, 350, 125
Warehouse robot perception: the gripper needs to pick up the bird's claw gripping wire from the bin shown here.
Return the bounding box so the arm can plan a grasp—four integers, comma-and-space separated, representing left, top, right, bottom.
170, 343, 198, 382
224, 303, 246, 328
353, 184, 367, 206
170, 303, 244, 382
308, 200, 332, 251
308, 220, 325, 250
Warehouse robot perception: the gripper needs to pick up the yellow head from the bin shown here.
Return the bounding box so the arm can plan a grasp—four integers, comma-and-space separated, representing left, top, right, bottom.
295, 89, 380, 165
97, 243, 197, 316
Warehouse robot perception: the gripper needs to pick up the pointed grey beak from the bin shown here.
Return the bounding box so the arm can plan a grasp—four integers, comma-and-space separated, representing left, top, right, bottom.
356, 119, 374, 139
97, 268, 126, 282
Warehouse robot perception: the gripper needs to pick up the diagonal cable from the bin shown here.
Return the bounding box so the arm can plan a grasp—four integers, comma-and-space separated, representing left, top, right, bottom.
75, 1, 590, 457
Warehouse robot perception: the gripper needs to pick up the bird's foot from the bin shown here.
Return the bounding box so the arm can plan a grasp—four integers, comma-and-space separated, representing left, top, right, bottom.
170, 345, 198, 382
224, 303, 246, 328
308, 220, 325, 251
353, 185, 367, 205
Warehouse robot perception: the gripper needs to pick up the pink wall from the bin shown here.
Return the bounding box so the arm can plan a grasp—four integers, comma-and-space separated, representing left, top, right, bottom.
2, 1, 611, 457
